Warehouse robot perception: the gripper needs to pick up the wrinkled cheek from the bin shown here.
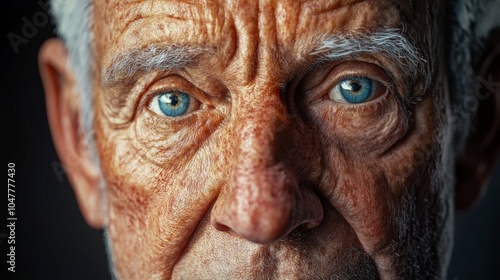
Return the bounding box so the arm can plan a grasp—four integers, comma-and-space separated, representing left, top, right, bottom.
95, 135, 168, 277
96, 133, 153, 246
326, 169, 393, 256
378, 97, 443, 191
317, 97, 444, 258
105, 185, 159, 279
102, 133, 233, 278
312, 97, 409, 157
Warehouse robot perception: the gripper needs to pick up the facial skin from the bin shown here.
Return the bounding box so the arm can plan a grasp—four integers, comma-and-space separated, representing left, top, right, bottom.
90, 0, 449, 278
37, 0, 500, 279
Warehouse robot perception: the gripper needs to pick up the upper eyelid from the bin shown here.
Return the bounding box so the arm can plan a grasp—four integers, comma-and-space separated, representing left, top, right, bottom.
301, 55, 397, 84
149, 87, 193, 99
329, 63, 392, 85
331, 73, 390, 88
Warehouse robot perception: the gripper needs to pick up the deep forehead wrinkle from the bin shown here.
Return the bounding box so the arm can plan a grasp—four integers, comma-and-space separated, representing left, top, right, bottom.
226, 0, 403, 84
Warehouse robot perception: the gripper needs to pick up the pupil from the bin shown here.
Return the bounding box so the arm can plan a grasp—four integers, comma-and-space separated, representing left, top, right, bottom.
349, 81, 362, 92
168, 94, 179, 106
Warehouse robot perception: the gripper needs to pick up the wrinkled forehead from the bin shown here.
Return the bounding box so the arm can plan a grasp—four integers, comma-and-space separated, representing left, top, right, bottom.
92, 0, 435, 72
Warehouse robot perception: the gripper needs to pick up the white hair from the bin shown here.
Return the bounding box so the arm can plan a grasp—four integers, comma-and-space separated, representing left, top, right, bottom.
312, 28, 424, 86
50, 0, 96, 161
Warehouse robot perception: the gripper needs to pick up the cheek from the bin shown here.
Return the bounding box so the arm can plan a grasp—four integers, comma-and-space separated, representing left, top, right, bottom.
315, 95, 444, 255
378, 96, 443, 190
95, 106, 228, 227
95, 110, 237, 276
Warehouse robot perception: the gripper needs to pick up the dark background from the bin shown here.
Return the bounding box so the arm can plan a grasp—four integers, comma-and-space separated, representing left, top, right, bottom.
2, 1, 499, 279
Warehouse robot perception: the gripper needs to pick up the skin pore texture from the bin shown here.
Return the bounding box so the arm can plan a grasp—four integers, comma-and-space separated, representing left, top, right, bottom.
86, 0, 452, 279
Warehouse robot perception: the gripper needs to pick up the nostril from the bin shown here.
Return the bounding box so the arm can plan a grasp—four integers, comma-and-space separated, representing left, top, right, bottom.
212, 221, 231, 232
210, 195, 294, 244
210, 201, 233, 233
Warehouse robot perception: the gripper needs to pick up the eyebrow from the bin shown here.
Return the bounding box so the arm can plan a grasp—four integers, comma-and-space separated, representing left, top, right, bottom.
311, 28, 424, 76
102, 29, 423, 87
101, 44, 209, 86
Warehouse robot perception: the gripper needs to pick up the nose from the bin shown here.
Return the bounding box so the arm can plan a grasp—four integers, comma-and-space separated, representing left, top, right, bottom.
211, 100, 324, 244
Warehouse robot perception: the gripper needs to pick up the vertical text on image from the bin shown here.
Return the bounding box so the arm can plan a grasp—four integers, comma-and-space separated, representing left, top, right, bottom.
6, 163, 17, 273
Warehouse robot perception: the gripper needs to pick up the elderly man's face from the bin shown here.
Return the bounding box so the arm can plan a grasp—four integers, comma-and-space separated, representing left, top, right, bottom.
90, 0, 450, 278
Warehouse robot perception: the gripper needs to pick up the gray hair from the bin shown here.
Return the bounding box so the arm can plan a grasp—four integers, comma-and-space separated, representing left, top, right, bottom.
50, 0, 96, 160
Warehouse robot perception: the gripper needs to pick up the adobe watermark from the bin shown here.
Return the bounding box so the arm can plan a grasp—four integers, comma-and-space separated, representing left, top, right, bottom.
6, 0, 54, 54
450, 74, 500, 129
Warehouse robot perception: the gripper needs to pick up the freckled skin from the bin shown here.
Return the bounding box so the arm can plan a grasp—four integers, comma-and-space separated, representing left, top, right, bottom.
92, 0, 452, 279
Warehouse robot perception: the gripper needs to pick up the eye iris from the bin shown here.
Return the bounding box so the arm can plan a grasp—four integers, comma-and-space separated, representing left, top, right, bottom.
339, 78, 372, 104
158, 92, 190, 117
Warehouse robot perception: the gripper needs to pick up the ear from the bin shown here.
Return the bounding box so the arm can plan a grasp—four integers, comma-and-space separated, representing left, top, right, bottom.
38, 38, 104, 228
455, 28, 500, 210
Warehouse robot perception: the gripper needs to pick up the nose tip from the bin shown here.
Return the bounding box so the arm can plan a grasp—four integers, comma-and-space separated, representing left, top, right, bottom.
211, 166, 324, 244
211, 198, 293, 244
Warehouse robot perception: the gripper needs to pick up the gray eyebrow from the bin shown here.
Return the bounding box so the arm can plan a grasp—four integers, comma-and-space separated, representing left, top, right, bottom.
102, 29, 423, 87
102, 44, 209, 86
311, 28, 424, 76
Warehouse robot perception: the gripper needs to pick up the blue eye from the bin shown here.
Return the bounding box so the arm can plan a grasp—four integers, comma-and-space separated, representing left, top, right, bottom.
149, 91, 192, 117
329, 77, 382, 104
